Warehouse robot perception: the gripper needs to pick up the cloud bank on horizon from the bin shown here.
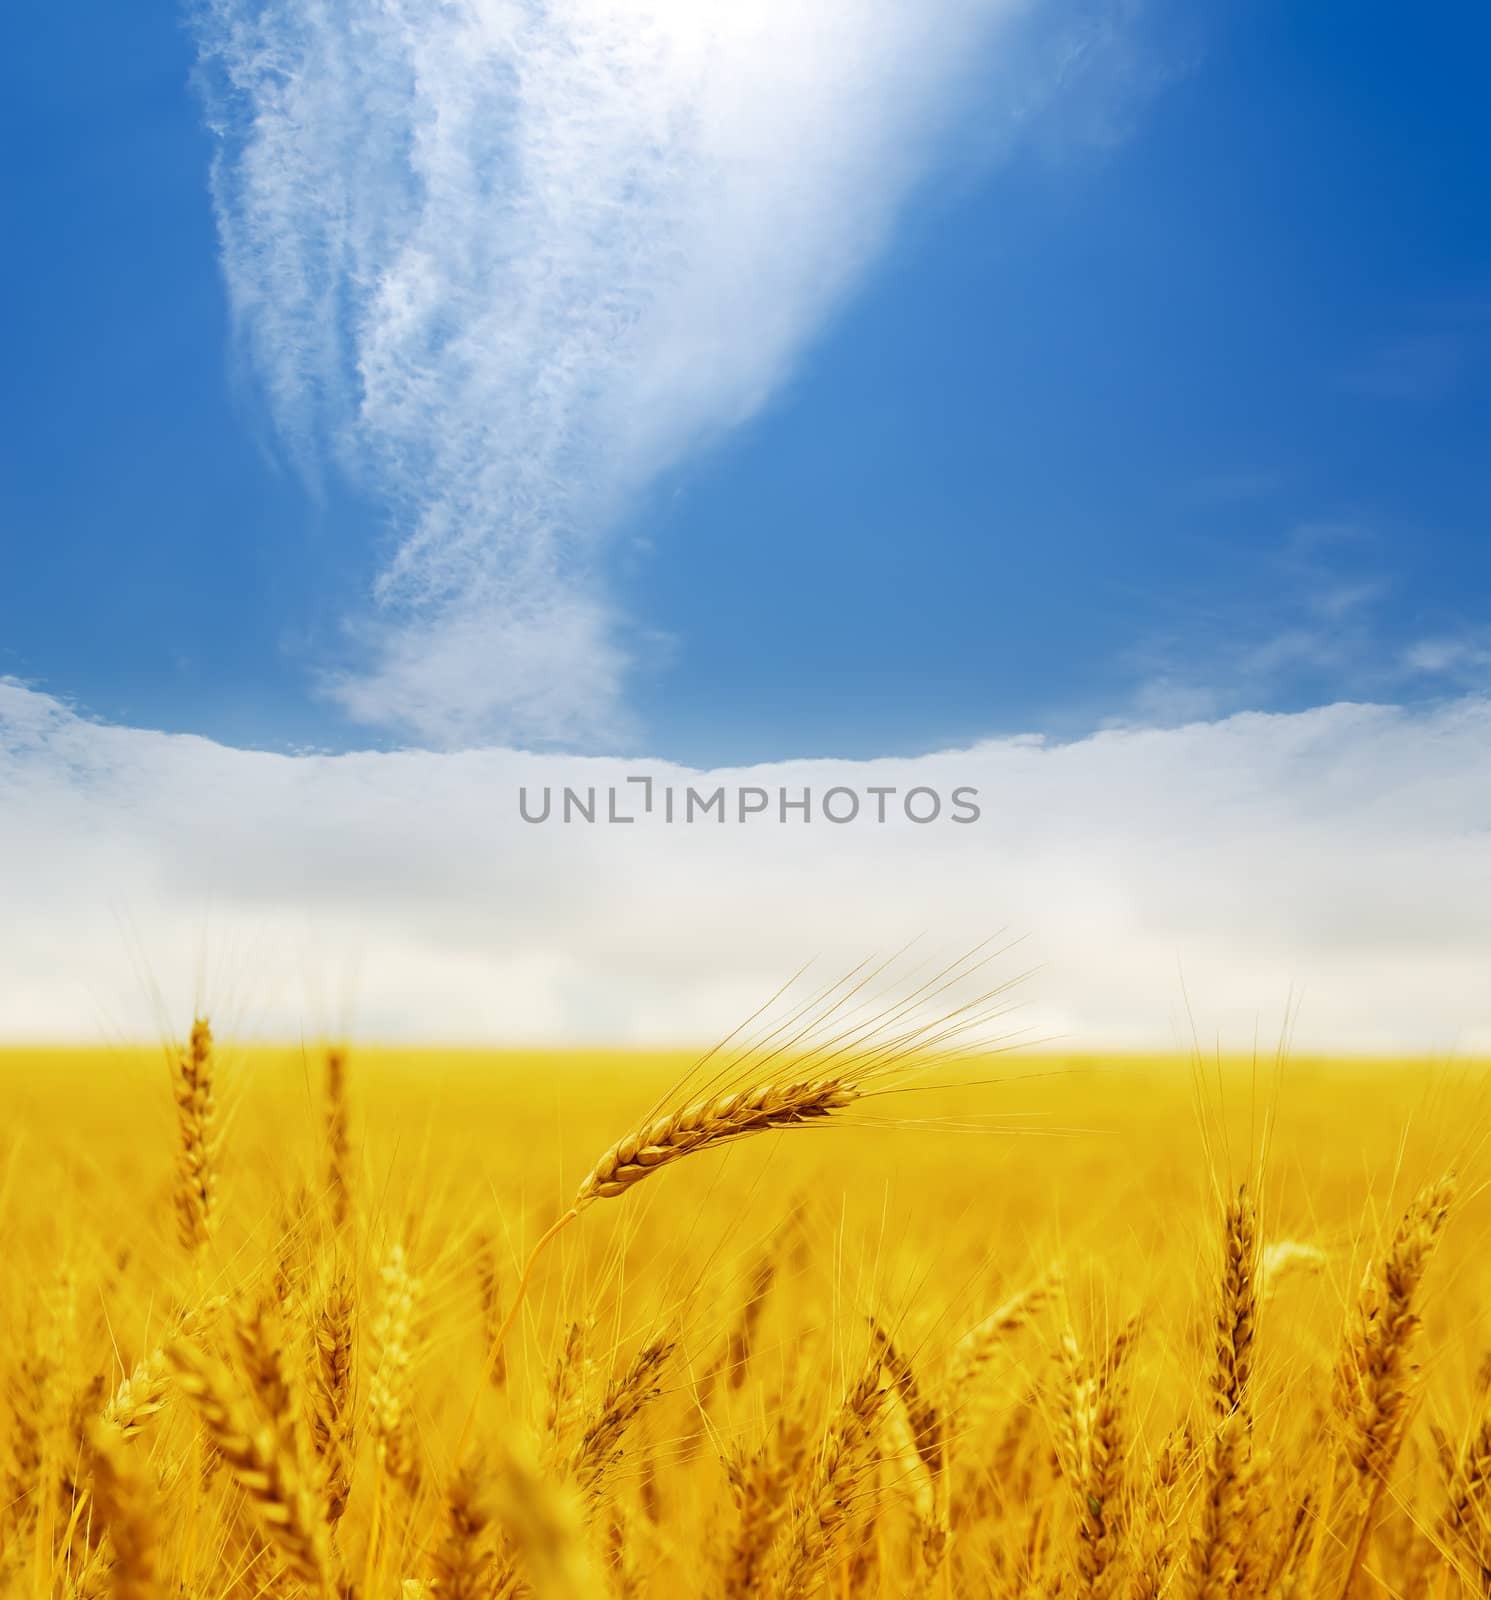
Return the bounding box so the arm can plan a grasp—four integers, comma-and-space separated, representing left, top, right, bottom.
3, 678, 1487, 1052
189, 0, 1115, 749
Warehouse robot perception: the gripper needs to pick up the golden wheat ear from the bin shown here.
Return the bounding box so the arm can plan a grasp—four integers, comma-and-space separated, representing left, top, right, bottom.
310, 1267, 356, 1525
173, 1016, 218, 1255
368, 1239, 422, 1484
572, 1076, 860, 1205
569, 1336, 675, 1507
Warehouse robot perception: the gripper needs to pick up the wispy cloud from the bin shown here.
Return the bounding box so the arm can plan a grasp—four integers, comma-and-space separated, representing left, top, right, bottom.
192, 0, 1134, 747
1340, 333, 1469, 403
1120, 520, 1395, 724
1339, 300, 1490, 405
1402, 631, 1491, 686
1122, 511, 1491, 727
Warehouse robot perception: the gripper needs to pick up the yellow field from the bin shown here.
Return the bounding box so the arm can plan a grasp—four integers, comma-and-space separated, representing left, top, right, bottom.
2, 1031, 1490, 1597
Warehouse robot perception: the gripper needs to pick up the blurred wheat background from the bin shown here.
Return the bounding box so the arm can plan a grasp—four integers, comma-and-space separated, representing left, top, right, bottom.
1, 991, 1489, 1597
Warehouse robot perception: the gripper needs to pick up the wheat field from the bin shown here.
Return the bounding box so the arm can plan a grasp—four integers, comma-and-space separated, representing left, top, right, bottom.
2, 988, 1490, 1597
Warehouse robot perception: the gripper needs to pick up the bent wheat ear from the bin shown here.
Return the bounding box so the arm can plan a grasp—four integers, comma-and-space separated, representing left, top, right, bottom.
461, 954, 1017, 1457
465, 1074, 863, 1433
573, 1077, 858, 1207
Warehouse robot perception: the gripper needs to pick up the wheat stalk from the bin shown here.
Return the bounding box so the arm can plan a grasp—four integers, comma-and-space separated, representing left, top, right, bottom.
722, 1409, 808, 1596
429, 1461, 496, 1600
1212, 1185, 1259, 1425
475, 1234, 508, 1391
169, 1339, 330, 1589
949, 1271, 1060, 1409
324, 1046, 352, 1231
570, 1337, 674, 1506
86, 1420, 157, 1600
1188, 1184, 1264, 1600
1439, 1405, 1491, 1587
1055, 1318, 1139, 1600
1331, 1173, 1456, 1597
489, 1432, 599, 1599
775, 1355, 889, 1599
311, 1269, 356, 1524
173, 1017, 218, 1255
368, 1240, 420, 1485
871, 1319, 948, 1576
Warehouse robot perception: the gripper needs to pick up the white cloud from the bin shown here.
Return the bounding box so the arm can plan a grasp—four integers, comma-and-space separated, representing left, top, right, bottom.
188, 0, 1138, 747
3, 679, 1488, 1053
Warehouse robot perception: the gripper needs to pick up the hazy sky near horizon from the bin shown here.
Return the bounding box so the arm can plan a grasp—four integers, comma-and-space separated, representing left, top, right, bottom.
3, 678, 1489, 1052
1, 3, 1488, 1047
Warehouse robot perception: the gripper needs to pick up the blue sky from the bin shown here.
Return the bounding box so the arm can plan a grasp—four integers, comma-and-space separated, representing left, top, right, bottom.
2, 0, 1488, 763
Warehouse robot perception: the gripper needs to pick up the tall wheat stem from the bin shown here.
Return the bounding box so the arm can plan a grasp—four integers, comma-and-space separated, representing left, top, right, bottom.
456, 1208, 579, 1462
